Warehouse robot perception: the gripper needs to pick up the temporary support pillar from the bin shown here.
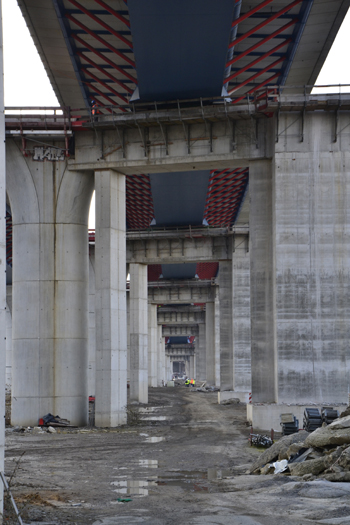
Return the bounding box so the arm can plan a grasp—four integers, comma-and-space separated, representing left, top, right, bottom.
95, 169, 127, 426
219, 261, 233, 390
148, 304, 158, 387
196, 323, 206, 381
130, 263, 148, 403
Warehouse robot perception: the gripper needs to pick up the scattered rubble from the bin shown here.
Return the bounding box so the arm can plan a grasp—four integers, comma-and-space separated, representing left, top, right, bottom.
252, 412, 350, 481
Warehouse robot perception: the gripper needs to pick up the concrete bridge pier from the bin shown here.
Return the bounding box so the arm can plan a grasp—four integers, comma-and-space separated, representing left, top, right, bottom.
196, 322, 206, 381
8, 142, 93, 426
129, 263, 148, 403
206, 300, 220, 386
157, 326, 165, 385
148, 304, 158, 387
249, 112, 350, 427
219, 261, 233, 391
94, 169, 127, 426
232, 235, 251, 397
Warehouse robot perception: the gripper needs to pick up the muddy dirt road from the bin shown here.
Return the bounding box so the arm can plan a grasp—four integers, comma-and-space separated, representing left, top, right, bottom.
5, 387, 350, 524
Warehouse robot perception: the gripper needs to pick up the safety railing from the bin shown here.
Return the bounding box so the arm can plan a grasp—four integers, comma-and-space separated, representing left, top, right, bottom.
6, 85, 350, 132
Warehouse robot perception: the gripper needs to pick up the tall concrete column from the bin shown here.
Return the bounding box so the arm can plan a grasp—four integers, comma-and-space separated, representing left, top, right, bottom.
196, 323, 206, 381
129, 263, 148, 403
206, 302, 215, 385
88, 252, 96, 396
250, 160, 276, 403
0, 7, 5, 510
157, 325, 163, 385
219, 261, 233, 391
185, 357, 190, 377
95, 169, 127, 426
148, 304, 158, 387
250, 112, 350, 406
8, 141, 93, 427
232, 238, 251, 393
161, 336, 166, 382
166, 355, 172, 381
189, 355, 195, 378
127, 290, 130, 383
214, 293, 221, 386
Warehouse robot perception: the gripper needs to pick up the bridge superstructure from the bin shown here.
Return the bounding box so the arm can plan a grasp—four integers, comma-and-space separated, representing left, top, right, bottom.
2, 0, 350, 436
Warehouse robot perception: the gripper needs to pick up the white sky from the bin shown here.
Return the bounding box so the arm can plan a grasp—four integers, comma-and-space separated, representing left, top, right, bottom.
1, 1, 350, 225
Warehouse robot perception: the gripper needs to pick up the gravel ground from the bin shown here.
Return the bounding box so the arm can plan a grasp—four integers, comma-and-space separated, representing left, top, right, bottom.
4, 387, 350, 524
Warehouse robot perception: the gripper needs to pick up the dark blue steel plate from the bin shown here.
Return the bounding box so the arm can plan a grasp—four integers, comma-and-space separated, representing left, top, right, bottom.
128, 0, 234, 100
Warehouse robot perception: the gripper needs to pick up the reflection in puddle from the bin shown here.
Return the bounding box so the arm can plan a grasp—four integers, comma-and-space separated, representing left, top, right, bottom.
145, 436, 165, 443
110, 468, 231, 498
207, 468, 231, 480
142, 416, 168, 421
139, 459, 158, 468
111, 479, 157, 497
139, 407, 165, 413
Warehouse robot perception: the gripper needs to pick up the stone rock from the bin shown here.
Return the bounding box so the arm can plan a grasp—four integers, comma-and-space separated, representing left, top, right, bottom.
302, 474, 316, 481
280, 442, 306, 461
296, 480, 350, 498
340, 406, 350, 418
337, 446, 350, 469
221, 398, 240, 405
329, 415, 350, 430
250, 431, 309, 473
289, 447, 343, 477
323, 472, 350, 482
289, 457, 329, 477
260, 464, 274, 475
305, 426, 350, 448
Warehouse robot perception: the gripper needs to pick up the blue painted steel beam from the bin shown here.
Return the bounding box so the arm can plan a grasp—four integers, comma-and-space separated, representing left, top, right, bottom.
52, 0, 91, 108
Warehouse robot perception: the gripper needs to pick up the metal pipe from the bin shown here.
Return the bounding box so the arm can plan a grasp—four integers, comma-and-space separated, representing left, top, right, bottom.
72, 34, 137, 84
93, 0, 130, 28
232, 73, 280, 104
226, 19, 297, 68
67, 0, 133, 48
229, 0, 303, 49
228, 57, 284, 95
225, 39, 291, 85
232, 0, 274, 28
77, 51, 133, 94
65, 14, 136, 67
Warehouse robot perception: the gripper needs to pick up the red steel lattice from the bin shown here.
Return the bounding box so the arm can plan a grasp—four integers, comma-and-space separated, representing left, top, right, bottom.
126, 174, 155, 230
203, 168, 249, 227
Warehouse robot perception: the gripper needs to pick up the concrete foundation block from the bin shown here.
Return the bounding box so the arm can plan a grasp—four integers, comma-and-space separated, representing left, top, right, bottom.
246, 403, 348, 433
218, 391, 250, 404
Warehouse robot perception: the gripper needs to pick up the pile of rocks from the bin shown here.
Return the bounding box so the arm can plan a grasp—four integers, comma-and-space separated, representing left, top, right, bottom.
250, 414, 350, 481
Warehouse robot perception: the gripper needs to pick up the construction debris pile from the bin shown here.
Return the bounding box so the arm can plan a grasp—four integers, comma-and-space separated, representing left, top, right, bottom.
251, 413, 350, 482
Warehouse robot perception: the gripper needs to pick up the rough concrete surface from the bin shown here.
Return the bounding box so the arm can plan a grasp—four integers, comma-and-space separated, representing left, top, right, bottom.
5, 388, 350, 524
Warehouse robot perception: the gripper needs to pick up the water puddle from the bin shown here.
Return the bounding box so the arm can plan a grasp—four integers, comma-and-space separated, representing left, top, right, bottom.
138, 407, 165, 413
144, 436, 165, 443
110, 468, 231, 497
111, 479, 157, 497
142, 416, 168, 421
